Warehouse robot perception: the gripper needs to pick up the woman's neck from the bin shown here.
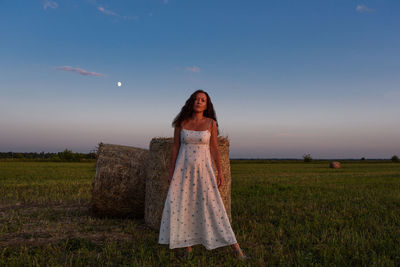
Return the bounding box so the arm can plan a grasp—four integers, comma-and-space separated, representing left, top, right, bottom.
191, 112, 204, 121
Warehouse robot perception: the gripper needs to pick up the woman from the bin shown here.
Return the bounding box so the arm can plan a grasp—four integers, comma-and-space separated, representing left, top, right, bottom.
158, 89, 247, 261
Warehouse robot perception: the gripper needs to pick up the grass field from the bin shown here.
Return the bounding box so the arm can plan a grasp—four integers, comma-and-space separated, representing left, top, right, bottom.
0, 161, 399, 266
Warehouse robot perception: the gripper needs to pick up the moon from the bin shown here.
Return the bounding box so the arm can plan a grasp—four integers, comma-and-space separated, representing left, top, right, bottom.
117, 81, 122, 87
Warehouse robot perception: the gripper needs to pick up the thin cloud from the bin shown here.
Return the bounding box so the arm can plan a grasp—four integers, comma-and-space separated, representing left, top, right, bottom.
97, 6, 139, 20
98, 6, 118, 16
42, 0, 58, 10
163, 0, 169, 4
186, 66, 200, 73
56, 66, 105, 77
356, 4, 374, 13
123, 15, 139, 20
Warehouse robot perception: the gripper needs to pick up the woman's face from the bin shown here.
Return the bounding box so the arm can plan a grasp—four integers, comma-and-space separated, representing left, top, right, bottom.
193, 92, 207, 113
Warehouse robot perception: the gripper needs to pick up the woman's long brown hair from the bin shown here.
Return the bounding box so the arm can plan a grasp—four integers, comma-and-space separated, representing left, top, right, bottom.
172, 89, 219, 135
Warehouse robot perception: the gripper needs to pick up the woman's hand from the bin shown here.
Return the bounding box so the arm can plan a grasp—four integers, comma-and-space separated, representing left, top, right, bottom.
217, 173, 224, 188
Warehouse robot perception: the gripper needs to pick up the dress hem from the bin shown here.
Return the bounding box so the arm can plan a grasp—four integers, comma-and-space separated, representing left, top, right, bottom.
159, 238, 237, 250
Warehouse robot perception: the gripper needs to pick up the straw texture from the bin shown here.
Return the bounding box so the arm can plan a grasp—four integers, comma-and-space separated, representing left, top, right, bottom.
90, 143, 149, 218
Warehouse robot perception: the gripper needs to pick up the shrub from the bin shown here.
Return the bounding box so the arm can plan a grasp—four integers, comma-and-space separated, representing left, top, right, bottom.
303, 153, 312, 162
58, 149, 74, 161
392, 155, 399, 163
361, 157, 366, 161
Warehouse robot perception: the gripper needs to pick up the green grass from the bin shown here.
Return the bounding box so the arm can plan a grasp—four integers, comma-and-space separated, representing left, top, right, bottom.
0, 161, 399, 266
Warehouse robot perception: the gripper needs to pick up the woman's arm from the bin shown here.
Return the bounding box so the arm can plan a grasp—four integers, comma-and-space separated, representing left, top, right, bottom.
168, 126, 181, 183
209, 119, 224, 187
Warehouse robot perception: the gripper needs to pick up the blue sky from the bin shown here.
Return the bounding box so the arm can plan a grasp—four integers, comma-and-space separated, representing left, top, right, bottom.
1, 0, 399, 158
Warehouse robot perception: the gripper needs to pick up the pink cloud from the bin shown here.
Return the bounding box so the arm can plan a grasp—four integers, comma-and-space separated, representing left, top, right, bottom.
55, 66, 105, 77
186, 66, 200, 73
97, 6, 118, 16
356, 4, 374, 13
97, 6, 139, 20
42, 0, 58, 10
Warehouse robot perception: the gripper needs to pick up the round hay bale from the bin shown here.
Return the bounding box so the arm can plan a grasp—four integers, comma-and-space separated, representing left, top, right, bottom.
90, 143, 149, 218
145, 136, 232, 231
330, 161, 341, 169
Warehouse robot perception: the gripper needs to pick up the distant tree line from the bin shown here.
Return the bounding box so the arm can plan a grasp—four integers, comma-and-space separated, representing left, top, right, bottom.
0, 149, 96, 162
301, 153, 399, 163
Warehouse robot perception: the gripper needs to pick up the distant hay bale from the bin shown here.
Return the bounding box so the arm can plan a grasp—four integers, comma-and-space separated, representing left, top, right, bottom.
90, 143, 149, 218
330, 161, 341, 169
145, 136, 232, 231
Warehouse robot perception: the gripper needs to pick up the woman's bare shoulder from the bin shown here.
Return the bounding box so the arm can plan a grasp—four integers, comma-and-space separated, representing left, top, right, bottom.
179, 119, 187, 128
